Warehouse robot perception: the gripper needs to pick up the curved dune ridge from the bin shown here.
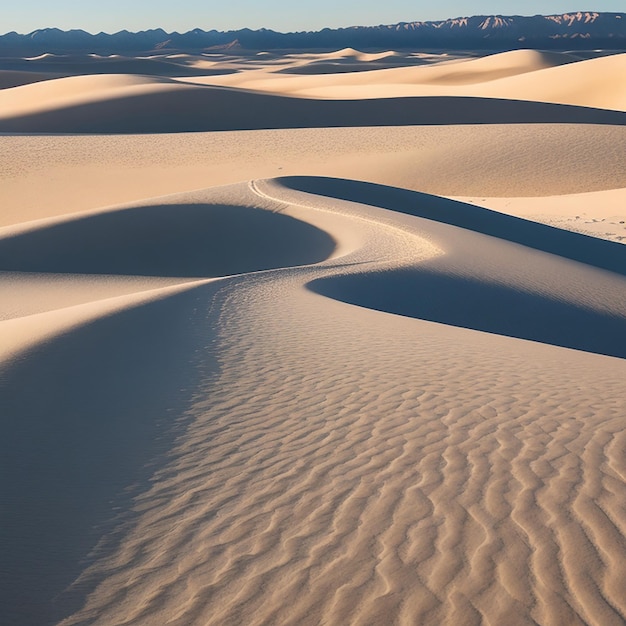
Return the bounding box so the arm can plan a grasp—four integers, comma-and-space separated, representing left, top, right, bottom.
2, 78, 625, 133
251, 50, 625, 106
234, 48, 581, 88
1, 46, 626, 626
1, 176, 625, 625
0, 195, 336, 278
196, 49, 626, 109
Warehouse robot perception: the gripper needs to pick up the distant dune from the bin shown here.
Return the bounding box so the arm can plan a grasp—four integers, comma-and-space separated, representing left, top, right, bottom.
1, 45, 626, 626
2, 50, 626, 134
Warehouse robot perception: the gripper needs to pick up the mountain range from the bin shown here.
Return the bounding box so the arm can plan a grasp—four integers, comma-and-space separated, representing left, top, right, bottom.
1, 12, 625, 55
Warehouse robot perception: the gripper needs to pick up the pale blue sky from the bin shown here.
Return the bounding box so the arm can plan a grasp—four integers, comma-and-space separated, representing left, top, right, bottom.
3, 1, 625, 34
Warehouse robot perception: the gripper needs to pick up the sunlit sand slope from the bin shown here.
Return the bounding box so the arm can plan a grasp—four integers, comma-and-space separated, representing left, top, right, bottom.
3, 124, 626, 229
1, 177, 624, 625
2, 55, 626, 132
199, 50, 626, 111
0, 76, 626, 133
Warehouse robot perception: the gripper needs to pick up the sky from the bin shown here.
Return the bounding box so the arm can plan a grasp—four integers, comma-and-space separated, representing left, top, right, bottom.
3, 1, 625, 35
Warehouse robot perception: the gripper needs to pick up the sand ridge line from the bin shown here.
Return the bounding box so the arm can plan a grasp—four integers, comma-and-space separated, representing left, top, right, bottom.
201, 50, 626, 112
250, 176, 626, 359
0, 175, 623, 625
248, 178, 442, 263
15, 171, 615, 357
2, 75, 626, 132
0, 180, 336, 366
0, 277, 211, 365
58, 219, 626, 625
2, 175, 624, 365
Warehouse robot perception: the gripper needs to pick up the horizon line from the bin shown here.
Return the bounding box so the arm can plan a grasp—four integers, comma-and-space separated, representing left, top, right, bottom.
3, 10, 624, 38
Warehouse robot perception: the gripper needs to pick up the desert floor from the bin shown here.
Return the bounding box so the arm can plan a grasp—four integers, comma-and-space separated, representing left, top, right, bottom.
1, 47, 626, 625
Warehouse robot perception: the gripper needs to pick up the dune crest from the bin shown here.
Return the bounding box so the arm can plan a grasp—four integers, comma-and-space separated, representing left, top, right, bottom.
44, 177, 626, 626
2, 50, 626, 132
201, 49, 626, 112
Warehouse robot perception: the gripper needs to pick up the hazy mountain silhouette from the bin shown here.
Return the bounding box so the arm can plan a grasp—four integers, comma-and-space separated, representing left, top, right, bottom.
1, 12, 625, 55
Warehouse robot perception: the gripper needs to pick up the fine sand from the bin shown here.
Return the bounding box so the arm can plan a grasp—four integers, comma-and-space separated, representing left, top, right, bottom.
1, 48, 625, 626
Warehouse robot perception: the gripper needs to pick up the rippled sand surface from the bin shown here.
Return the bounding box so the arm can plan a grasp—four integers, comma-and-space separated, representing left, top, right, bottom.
1, 48, 625, 625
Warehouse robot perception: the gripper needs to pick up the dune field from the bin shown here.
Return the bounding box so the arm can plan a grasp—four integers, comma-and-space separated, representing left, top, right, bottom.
1, 47, 626, 625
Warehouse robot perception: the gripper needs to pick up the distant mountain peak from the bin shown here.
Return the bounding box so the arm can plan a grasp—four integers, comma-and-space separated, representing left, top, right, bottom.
2, 12, 626, 55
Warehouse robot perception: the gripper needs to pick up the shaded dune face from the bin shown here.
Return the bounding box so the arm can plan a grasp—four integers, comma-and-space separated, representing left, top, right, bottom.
275, 60, 410, 75
3, 89, 626, 133
0, 203, 336, 277
280, 176, 626, 276
278, 175, 626, 360
0, 284, 217, 626
309, 269, 626, 360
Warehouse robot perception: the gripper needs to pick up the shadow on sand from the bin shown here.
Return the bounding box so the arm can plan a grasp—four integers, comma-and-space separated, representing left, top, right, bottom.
289, 176, 626, 359
2, 89, 626, 133
0, 203, 336, 277
280, 176, 626, 277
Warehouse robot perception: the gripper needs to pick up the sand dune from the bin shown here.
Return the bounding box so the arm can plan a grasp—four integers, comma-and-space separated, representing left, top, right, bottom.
3, 124, 626, 228
1, 47, 626, 626
1, 80, 626, 133
0, 53, 235, 82
275, 48, 412, 74
200, 50, 626, 112
0, 279, 215, 624
5, 177, 617, 625
1, 49, 625, 133
0, 69, 63, 89
177, 48, 565, 87
467, 52, 626, 111
455, 187, 626, 244
280, 176, 626, 277
0, 192, 335, 277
